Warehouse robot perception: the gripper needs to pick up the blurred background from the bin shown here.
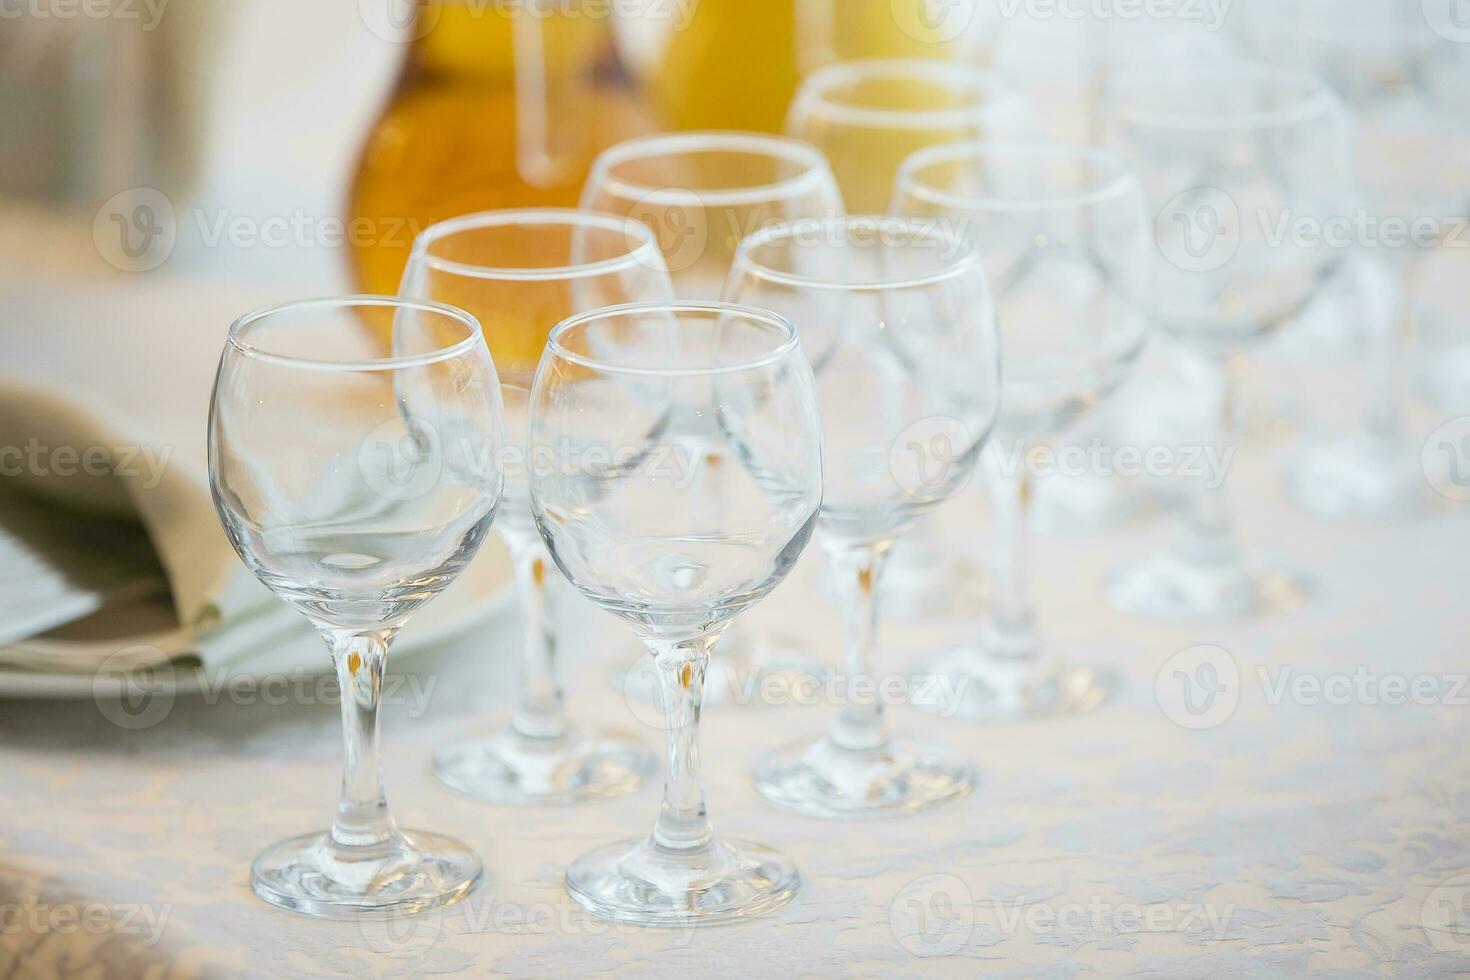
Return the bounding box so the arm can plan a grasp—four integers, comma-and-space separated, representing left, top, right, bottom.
1, 0, 1468, 682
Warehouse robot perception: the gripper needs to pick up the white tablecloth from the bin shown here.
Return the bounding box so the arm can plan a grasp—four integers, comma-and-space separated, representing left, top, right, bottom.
4, 420, 1469, 977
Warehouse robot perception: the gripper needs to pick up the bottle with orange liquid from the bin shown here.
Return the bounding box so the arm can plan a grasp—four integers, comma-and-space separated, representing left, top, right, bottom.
645, 0, 992, 134
347, 0, 654, 301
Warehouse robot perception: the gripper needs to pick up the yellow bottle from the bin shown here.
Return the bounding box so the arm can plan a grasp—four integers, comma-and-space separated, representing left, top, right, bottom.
346, 0, 654, 297
648, 0, 988, 135
650, 0, 801, 133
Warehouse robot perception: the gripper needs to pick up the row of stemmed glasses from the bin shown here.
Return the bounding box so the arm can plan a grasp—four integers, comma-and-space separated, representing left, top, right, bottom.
206, 56, 1361, 925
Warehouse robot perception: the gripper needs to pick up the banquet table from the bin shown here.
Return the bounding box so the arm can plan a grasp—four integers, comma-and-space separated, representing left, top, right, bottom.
4, 402, 1470, 977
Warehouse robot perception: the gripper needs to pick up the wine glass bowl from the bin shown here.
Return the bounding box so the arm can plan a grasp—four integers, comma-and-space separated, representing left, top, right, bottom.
531, 302, 823, 925
786, 58, 1032, 213
581, 131, 844, 300
208, 295, 505, 918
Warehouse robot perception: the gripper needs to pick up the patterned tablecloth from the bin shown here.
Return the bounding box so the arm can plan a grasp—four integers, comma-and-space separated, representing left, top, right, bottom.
3, 402, 1469, 978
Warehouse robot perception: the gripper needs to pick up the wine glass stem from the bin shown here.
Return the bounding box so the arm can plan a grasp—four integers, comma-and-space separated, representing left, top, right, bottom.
505, 530, 567, 741
650, 638, 713, 852
986, 442, 1038, 660
326, 629, 400, 852
1185, 352, 1242, 562
825, 541, 891, 753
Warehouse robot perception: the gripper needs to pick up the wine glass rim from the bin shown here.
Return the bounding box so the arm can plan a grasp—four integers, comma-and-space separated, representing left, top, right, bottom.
790, 58, 1020, 130
896, 141, 1143, 213
226, 295, 484, 372
1109, 64, 1341, 131
732, 215, 980, 292
408, 208, 664, 282
546, 301, 801, 377
586, 131, 837, 207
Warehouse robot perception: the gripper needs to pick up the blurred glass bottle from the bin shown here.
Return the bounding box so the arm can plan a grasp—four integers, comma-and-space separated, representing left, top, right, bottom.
347, 0, 653, 307
642, 0, 990, 135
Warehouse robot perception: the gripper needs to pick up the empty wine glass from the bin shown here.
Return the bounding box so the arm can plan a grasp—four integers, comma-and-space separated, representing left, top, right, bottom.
893, 141, 1153, 719
400, 209, 672, 804
530, 303, 824, 925
786, 58, 1032, 214
208, 296, 504, 917
727, 216, 1001, 817
1103, 65, 1353, 619
580, 131, 843, 704
787, 58, 1029, 618
581, 131, 844, 299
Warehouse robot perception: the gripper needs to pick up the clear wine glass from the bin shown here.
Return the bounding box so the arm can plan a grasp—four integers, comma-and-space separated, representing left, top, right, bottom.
580, 131, 845, 299
400, 209, 672, 804
786, 58, 1029, 619
1102, 64, 1354, 619
727, 216, 1001, 817
580, 130, 844, 705
786, 58, 1032, 214
892, 141, 1153, 719
530, 302, 824, 925
208, 296, 504, 917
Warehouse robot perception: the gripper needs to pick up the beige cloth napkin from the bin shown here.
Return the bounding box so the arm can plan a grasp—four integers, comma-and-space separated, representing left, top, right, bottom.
0, 272, 509, 676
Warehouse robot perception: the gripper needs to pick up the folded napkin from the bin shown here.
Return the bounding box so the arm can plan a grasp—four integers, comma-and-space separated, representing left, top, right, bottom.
0, 273, 510, 678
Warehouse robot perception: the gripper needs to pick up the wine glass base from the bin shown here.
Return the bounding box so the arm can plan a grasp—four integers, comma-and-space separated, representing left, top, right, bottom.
908, 647, 1118, 721
565, 836, 799, 927
1107, 551, 1310, 621
251, 830, 481, 919
1284, 435, 1435, 517
433, 727, 652, 805
752, 736, 975, 818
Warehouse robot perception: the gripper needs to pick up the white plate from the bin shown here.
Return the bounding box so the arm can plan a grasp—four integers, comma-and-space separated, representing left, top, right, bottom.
0, 541, 514, 700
